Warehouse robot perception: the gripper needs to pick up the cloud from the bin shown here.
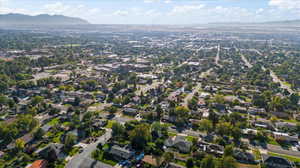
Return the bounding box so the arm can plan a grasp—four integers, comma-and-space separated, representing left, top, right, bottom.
113, 10, 129, 16
42, 2, 100, 18
44, 2, 70, 15
269, 0, 300, 9
144, 0, 172, 4
169, 4, 205, 15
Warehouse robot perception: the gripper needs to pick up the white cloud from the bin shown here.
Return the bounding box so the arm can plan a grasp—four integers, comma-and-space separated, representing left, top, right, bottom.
42, 2, 100, 19
44, 2, 70, 15
269, 0, 300, 9
169, 4, 205, 15
144, 0, 172, 4
144, 0, 160, 3
113, 10, 129, 16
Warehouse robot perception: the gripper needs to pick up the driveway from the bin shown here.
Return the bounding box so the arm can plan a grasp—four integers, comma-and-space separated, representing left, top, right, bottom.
66, 128, 112, 168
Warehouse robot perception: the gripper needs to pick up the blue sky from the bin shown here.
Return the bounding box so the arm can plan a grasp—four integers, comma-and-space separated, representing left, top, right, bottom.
0, 0, 299, 24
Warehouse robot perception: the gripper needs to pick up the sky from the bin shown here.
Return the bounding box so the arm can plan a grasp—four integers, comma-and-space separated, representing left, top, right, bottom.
0, 0, 300, 24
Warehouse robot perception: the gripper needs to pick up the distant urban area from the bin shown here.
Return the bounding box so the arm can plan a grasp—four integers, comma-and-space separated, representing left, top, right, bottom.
0, 21, 300, 168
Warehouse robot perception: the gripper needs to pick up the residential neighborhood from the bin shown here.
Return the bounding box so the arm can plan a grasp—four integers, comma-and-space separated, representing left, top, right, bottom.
0, 13, 300, 168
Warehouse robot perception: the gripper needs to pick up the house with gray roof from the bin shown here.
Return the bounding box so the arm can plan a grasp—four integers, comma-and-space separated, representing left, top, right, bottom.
164, 135, 192, 153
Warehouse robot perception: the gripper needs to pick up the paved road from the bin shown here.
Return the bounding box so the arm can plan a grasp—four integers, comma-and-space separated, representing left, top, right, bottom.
262, 66, 294, 94
215, 44, 222, 68
66, 128, 112, 168
240, 53, 253, 68
267, 144, 300, 158
182, 68, 212, 107
168, 127, 202, 137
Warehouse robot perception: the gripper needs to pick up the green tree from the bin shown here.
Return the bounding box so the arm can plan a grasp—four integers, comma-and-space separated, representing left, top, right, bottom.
34, 127, 45, 140
218, 156, 237, 168
64, 133, 77, 150
201, 155, 216, 168
231, 127, 242, 143
31, 96, 44, 106
129, 123, 152, 150
156, 105, 163, 121
224, 145, 234, 157
163, 152, 174, 164
186, 158, 194, 168
112, 122, 125, 140
15, 139, 25, 152
198, 119, 213, 133
216, 122, 232, 137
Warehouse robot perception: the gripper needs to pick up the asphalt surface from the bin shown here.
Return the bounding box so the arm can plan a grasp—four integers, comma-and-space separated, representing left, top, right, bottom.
66, 128, 112, 168
267, 144, 300, 158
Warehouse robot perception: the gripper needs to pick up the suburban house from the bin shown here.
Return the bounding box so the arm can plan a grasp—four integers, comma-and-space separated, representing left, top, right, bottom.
35, 143, 65, 161
164, 135, 192, 153
29, 160, 48, 168
123, 108, 138, 116
233, 149, 257, 164
273, 132, 299, 143
264, 156, 295, 168
142, 155, 164, 167
108, 145, 134, 161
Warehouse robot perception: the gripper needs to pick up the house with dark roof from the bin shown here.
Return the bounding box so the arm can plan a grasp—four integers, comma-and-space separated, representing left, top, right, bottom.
206, 144, 224, 157
233, 149, 257, 164
108, 145, 133, 161
78, 157, 114, 168
264, 156, 295, 168
6, 133, 34, 150
35, 143, 65, 161
123, 108, 138, 116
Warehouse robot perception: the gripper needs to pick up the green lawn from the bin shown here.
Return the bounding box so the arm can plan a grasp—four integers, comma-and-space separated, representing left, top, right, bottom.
268, 152, 300, 163
52, 131, 64, 143
48, 117, 60, 126
186, 136, 197, 142
105, 120, 116, 128
168, 132, 177, 137
267, 136, 280, 146
252, 148, 262, 160
67, 147, 80, 156
282, 81, 292, 88
175, 159, 186, 167
237, 163, 260, 168
92, 149, 117, 166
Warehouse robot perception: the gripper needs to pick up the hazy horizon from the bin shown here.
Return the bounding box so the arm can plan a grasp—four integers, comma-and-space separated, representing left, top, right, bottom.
0, 0, 300, 25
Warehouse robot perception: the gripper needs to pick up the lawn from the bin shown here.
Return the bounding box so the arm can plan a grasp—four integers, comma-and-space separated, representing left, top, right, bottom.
268, 152, 300, 163
92, 149, 117, 166
237, 163, 260, 168
174, 159, 186, 167
186, 136, 197, 142
267, 136, 280, 146
67, 146, 81, 156
252, 148, 262, 160
168, 132, 177, 137
52, 131, 64, 143
48, 117, 60, 126
282, 81, 292, 88
105, 120, 116, 128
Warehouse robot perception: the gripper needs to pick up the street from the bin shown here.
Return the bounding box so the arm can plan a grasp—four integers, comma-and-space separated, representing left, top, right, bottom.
66, 128, 112, 168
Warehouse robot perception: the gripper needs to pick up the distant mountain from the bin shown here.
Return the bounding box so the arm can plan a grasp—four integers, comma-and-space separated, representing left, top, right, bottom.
0, 13, 89, 26
262, 20, 300, 25
209, 20, 300, 25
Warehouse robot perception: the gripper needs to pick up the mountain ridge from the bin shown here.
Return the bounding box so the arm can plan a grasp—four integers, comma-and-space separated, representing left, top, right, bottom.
0, 13, 89, 26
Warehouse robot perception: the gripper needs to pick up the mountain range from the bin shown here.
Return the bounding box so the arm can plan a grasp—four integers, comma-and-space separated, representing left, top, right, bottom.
0, 13, 89, 26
